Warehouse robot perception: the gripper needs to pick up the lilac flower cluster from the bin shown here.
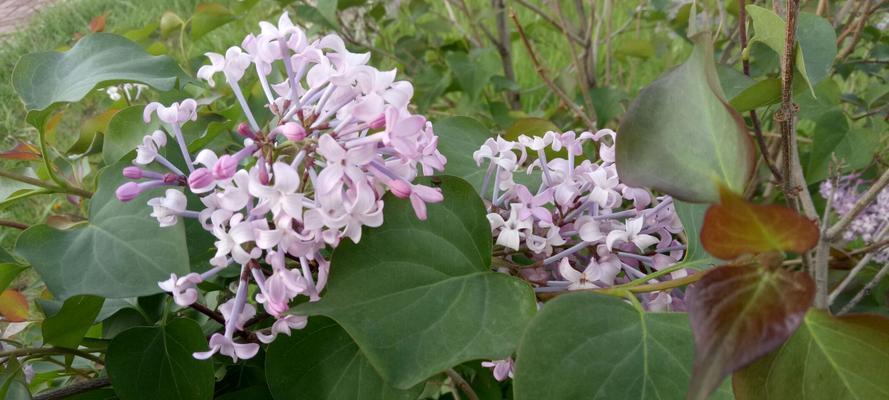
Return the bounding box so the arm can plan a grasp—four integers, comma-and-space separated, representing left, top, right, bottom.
475, 129, 688, 380
820, 174, 889, 262
115, 13, 446, 362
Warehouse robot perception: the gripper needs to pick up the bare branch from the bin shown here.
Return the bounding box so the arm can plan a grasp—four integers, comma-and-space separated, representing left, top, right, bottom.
34, 377, 111, 400
446, 369, 480, 400
827, 167, 889, 240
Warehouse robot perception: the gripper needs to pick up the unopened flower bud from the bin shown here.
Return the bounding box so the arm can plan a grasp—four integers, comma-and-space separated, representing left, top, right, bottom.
188, 168, 214, 190
388, 179, 412, 199
237, 122, 257, 139
163, 173, 180, 185
276, 122, 306, 142
123, 166, 143, 179
213, 155, 238, 180
115, 182, 142, 202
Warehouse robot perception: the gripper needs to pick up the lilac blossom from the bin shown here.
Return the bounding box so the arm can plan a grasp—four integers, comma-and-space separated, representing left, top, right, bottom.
115, 13, 446, 362
821, 175, 889, 262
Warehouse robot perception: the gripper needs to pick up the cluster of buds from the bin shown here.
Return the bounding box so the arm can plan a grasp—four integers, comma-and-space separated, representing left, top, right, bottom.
115, 13, 446, 361
820, 174, 889, 262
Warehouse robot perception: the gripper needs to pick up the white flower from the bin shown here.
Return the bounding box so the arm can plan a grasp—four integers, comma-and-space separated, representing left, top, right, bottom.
147, 189, 188, 227
558, 258, 600, 290
197, 47, 252, 86
606, 216, 659, 251
158, 273, 202, 306
487, 205, 532, 250
134, 130, 167, 165
143, 99, 198, 125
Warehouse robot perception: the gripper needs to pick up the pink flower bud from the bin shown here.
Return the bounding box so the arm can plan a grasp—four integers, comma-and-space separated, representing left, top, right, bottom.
163, 173, 180, 185
188, 168, 214, 190
213, 155, 238, 180
237, 122, 256, 139
123, 166, 143, 179
276, 122, 306, 142
388, 179, 412, 198
115, 182, 142, 202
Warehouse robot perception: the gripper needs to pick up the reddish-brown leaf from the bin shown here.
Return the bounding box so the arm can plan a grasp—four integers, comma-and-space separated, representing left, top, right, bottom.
0, 290, 29, 322
89, 14, 106, 32
0, 142, 41, 161
700, 185, 819, 260
685, 264, 814, 400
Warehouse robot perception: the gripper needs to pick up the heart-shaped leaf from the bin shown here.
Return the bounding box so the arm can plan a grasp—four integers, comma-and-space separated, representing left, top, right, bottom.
12, 33, 188, 130
616, 32, 754, 203
733, 310, 889, 399
513, 292, 732, 400
16, 159, 190, 300
700, 186, 819, 260
685, 264, 814, 400
107, 318, 214, 400
298, 176, 536, 389
266, 317, 423, 400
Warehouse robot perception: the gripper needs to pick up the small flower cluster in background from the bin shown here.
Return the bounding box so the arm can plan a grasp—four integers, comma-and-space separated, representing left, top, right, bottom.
475, 129, 688, 380
115, 13, 446, 362
821, 174, 889, 262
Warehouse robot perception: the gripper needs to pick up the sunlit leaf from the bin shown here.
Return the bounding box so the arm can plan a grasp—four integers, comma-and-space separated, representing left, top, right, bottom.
685, 265, 814, 400
700, 186, 819, 259
733, 310, 889, 400
12, 33, 188, 131
616, 33, 754, 203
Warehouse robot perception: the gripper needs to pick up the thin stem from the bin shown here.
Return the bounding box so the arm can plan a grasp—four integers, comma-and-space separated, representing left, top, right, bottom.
510, 10, 597, 129
34, 377, 111, 400
826, 167, 889, 240
0, 347, 104, 365
552, 0, 596, 125
512, 0, 584, 44
492, 0, 520, 109
778, 0, 801, 203
828, 224, 889, 305
838, 260, 889, 315
0, 219, 29, 230
738, 0, 783, 183
0, 169, 92, 199
445, 368, 480, 400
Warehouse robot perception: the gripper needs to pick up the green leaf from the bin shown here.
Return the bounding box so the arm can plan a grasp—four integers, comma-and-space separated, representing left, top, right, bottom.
445, 49, 498, 102
0, 358, 32, 400
435, 117, 493, 190
103, 106, 160, 165
435, 117, 539, 194
513, 292, 731, 400
588, 87, 629, 125
266, 317, 423, 399
503, 118, 559, 140
190, 3, 236, 40
716, 65, 755, 100
12, 33, 188, 130
42, 295, 104, 349
729, 78, 781, 113
673, 200, 715, 266
805, 111, 878, 184
16, 159, 190, 300
616, 33, 754, 203
615, 38, 655, 59
733, 310, 889, 400
745, 6, 837, 95
686, 265, 814, 400
297, 176, 536, 389
107, 318, 214, 400
0, 248, 27, 292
